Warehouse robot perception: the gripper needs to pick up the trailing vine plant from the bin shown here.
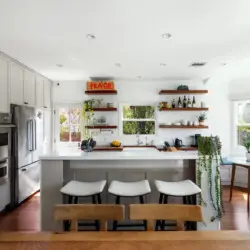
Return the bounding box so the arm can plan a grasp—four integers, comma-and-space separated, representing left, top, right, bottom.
82, 100, 95, 140
197, 135, 223, 222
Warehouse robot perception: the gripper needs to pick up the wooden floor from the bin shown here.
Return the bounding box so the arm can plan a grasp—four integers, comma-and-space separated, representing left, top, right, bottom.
0, 187, 249, 231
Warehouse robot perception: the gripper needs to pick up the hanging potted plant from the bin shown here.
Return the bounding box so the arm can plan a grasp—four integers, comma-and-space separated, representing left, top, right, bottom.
196, 136, 223, 222
243, 135, 250, 162
197, 112, 207, 126
81, 100, 96, 152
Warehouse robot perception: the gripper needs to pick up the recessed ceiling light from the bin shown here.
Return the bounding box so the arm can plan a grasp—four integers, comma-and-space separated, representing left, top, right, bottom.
220, 62, 227, 66
86, 34, 96, 40
115, 63, 121, 68
161, 33, 172, 39
137, 76, 142, 79
56, 64, 63, 68
160, 63, 166, 67
189, 62, 207, 67
70, 57, 77, 61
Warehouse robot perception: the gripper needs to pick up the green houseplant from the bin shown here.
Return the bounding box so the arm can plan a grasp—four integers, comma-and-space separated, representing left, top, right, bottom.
197, 136, 223, 222
81, 100, 95, 151
197, 112, 207, 126
243, 135, 250, 162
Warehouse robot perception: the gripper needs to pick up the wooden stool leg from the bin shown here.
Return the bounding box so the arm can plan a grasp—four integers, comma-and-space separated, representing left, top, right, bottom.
155, 193, 164, 231
160, 195, 168, 231
230, 164, 236, 202
64, 196, 73, 231
113, 196, 120, 231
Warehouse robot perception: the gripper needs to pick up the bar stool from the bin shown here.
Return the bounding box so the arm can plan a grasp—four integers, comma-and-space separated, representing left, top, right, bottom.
108, 180, 151, 231
60, 180, 107, 231
154, 179, 201, 231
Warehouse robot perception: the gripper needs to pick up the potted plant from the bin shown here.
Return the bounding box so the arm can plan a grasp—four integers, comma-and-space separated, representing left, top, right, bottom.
243, 135, 250, 161
197, 112, 207, 126
197, 136, 223, 222
81, 100, 95, 151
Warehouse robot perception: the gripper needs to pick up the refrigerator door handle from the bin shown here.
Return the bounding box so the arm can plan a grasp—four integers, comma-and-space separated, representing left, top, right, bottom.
27, 120, 32, 151
32, 119, 37, 151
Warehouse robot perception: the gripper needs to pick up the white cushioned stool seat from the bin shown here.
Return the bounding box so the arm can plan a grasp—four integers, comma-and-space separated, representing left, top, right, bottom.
108, 180, 151, 197
60, 180, 106, 196
155, 180, 201, 196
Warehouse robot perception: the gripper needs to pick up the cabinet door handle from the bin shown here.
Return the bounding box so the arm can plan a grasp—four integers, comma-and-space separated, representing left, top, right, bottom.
21, 168, 27, 172
24, 102, 28, 105
44, 106, 47, 109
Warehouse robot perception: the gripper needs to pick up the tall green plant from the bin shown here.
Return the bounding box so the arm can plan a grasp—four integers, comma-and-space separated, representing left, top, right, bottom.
197, 136, 223, 222
243, 135, 250, 153
82, 100, 94, 139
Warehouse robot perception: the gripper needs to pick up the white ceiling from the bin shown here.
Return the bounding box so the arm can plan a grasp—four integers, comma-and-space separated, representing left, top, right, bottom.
1, 0, 250, 81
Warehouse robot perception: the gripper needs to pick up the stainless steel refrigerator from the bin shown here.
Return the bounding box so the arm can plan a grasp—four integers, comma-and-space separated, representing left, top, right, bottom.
11, 105, 43, 206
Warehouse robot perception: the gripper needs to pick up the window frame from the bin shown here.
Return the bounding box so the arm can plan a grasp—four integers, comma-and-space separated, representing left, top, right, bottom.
119, 102, 157, 136
232, 99, 250, 151
54, 103, 83, 147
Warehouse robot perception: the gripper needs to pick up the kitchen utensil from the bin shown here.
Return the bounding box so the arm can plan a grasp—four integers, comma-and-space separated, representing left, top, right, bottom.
174, 138, 183, 147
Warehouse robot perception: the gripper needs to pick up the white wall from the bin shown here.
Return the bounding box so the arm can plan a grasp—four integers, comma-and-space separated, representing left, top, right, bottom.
53, 77, 231, 156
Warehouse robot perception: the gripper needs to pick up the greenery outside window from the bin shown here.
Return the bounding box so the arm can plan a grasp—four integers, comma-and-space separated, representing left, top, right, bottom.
237, 101, 250, 146
122, 105, 155, 135
59, 107, 81, 142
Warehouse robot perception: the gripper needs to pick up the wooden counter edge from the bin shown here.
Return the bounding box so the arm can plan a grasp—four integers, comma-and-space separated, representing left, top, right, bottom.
0, 231, 250, 242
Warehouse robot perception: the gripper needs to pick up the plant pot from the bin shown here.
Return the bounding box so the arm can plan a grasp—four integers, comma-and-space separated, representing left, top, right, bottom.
246, 152, 250, 162
199, 120, 205, 126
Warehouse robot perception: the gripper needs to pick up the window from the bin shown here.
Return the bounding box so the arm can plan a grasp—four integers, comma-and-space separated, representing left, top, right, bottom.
236, 101, 250, 145
122, 105, 155, 134
59, 107, 81, 142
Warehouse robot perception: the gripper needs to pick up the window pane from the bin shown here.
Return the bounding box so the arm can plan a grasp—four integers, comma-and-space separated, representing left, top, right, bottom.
71, 126, 81, 142
70, 108, 81, 124
238, 102, 250, 124
123, 106, 155, 119
237, 126, 250, 146
60, 126, 70, 141
123, 121, 155, 135
59, 108, 69, 125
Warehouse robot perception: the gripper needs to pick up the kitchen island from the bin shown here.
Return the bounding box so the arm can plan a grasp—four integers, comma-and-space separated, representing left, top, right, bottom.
40, 147, 220, 231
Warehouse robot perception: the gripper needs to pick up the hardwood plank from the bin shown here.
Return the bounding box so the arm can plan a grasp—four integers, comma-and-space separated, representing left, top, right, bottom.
1, 231, 250, 241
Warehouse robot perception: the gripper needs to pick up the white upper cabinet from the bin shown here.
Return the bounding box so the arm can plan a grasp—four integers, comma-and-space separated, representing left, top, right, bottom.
23, 69, 36, 106
0, 56, 9, 112
43, 78, 51, 109
36, 75, 44, 108
10, 62, 24, 105
35, 76, 52, 109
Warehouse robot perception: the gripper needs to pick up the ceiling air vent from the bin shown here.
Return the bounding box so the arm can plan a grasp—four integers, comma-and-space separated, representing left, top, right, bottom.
190, 62, 207, 67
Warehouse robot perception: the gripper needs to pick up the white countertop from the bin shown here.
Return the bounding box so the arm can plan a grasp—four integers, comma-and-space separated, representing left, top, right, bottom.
40, 147, 198, 160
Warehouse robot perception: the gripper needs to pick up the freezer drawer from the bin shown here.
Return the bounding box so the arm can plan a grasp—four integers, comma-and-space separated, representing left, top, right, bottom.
18, 161, 40, 203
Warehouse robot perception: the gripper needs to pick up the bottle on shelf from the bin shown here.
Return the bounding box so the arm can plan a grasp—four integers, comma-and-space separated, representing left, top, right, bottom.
183, 96, 187, 108
172, 99, 176, 108
192, 96, 196, 107
178, 97, 182, 108
187, 96, 192, 108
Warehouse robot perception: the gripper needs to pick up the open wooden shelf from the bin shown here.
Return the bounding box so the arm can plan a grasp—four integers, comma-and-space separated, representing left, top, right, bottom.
93, 146, 123, 151
85, 90, 117, 95
160, 107, 209, 111
159, 125, 208, 129
159, 90, 208, 95
86, 125, 117, 129
91, 108, 117, 111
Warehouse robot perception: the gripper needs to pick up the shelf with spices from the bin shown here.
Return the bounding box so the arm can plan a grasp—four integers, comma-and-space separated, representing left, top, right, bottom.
159, 90, 208, 95
159, 125, 208, 129
159, 107, 209, 111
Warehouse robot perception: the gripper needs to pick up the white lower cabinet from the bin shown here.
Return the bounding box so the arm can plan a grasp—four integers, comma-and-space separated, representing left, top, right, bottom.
0, 57, 9, 112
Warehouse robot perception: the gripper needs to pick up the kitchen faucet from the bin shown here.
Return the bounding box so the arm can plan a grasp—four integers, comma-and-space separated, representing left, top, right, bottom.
136, 133, 143, 146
